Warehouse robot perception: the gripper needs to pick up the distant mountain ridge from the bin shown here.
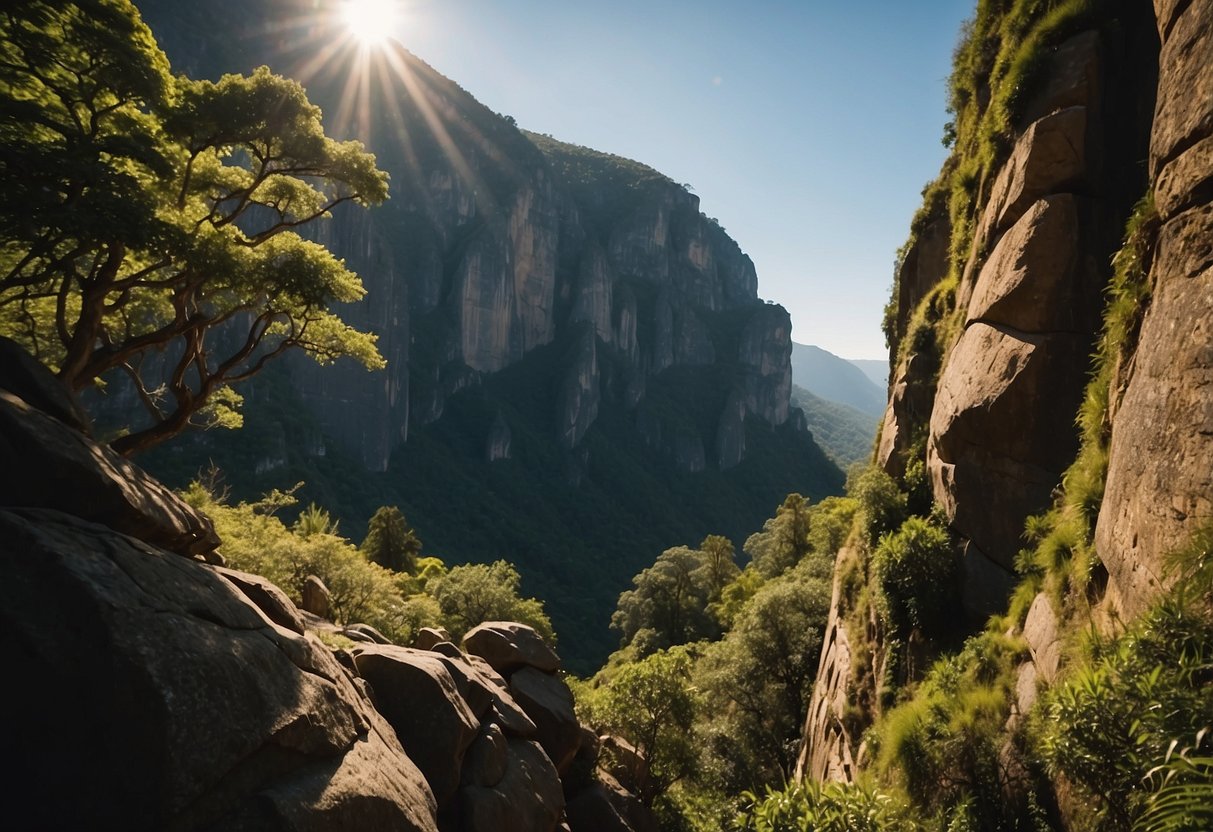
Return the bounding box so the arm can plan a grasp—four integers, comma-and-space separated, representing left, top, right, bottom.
790, 343, 887, 417
790, 384, 878, 468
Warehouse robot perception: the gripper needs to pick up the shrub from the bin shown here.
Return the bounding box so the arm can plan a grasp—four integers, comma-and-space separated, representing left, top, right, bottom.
872, 517, 957, 634
736, 781, 917, 832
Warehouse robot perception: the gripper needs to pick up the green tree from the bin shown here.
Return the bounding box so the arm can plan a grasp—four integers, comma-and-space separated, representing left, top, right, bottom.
696, 561, 831, 787
432, 560, 555, 643
0, 0, 388, 454
594, 646, 700, 806
744, 493, 813, 579
872, 516, 956, 634
612, 545, 721, 654
361, 506, 422, 574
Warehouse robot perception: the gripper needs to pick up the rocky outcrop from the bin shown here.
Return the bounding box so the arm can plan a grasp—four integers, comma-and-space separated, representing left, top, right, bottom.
1096, 0, 1213, 616
2, 507, 438, 831
0, 389, 219, 559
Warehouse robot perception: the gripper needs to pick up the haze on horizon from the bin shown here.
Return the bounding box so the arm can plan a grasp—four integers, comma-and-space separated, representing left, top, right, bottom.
370, 0, 973, 360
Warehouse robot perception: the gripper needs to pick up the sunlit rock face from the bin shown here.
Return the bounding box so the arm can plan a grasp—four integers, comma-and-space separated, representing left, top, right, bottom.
135, 0, 799, 475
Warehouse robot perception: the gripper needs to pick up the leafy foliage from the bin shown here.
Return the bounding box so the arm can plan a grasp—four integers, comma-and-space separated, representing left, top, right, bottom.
432, 560, 555, 643
1034, 602, 1213, 831
0, 0, 387, 453
873, 516, 958, 635
361, 506, 422, 574
790, 384, 880, 468
736, 781, 917, 832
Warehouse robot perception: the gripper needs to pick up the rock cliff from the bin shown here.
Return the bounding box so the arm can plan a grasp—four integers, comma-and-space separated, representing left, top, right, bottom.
132, 0, 843, 672
802, 0, 1213, 792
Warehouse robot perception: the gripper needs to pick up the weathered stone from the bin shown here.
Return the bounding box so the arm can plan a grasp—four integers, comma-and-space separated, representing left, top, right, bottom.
1151, 1, 1213, 176
301, 574, 332, 619
877, 350, 937, 479
414, 626, 454, 651
601, 735, 652, 799
1015, 661, 1040, 717
431, 640, 464, 659
739, 303, 793, 427
216, 566, 306, 635
458, 739, 565, 832
351, 644, 481, 807
566, 773, 657, 832
509, 666, 583, 775
1, 508, 437, 831
1154, 134, 1213, 220
461, 723, 509, 788
795, 568, 857, 784
1096, 202, 1213, 615
1018, 30, 1102, 128
928, 324, 1087, 569
1023, 593, 1062, 682
891, 199, 950, 356
0, 336, 91, 434
957, 539, 1018, 621
0, 392, 219, 558
977, 107, 1088, 245
345, 622, 391, 644
967, 195, 1091, 333
464, 655, 539, 737
462, 621, 561, 675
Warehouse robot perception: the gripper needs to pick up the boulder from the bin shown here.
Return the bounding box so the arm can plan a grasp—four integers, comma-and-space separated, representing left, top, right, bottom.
345, 623, 391, 644
414, 626, 454, 650
966, 195, 1092, 333
0, 335, 91, 434
566, 773, 657, 832
301, 575, 331, 619
464, 654, 539, 737
509, 666, 583, 775
976, 107, 1088, 246
462, 621, 560, 675
1023, 593, 1062, 682
216, 566, 306, 635
0, 507, 437, 831
462, 723, 509, 788
928, 323, 1087, 569
431, 640, 464, 659
351, 645, 480, 806
458, 739, 565, 832
0, 391, 219, 558
1150, 1, 1213, 179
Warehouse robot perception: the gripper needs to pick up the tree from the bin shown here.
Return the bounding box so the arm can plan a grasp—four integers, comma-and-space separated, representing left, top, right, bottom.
611, 545, 722, 654
0, 0, 389, 454
744, 493, 813, 578
593, 646, 700, 806
361, 506, 422, 574
696, 561, 831, 787
432, 560, 555, 643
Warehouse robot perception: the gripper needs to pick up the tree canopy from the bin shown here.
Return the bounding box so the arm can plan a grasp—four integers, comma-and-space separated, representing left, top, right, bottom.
0, 0, 388, 453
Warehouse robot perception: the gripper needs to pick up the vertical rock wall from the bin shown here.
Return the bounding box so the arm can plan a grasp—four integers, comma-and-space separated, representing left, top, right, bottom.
1095, 0, 1213, 616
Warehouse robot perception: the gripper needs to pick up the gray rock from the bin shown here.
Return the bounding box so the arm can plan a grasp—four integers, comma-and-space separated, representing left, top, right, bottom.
413, 626, 454, 651
300, 574, 332, 619
462, 723, 509, 788
0, 508, 437, 831
509, 666, 583, 775
462, 621, 561, 675
1023, 593, 1062, 682
0, 336, 91, 434
458, 739, 565, 832
216, 566, 306, 635
351, 645, 481, 807
0, 391, 219, 558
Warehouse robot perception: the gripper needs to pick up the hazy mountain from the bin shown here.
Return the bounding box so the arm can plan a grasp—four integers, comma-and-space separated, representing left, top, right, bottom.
790, 384, 879, 468
790, 343, 886, 417
847, 358, 888, 390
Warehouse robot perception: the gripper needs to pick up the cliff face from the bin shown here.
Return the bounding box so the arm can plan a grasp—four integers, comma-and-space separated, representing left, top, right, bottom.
132, 0, 842, 672
802, 0, 1213, 787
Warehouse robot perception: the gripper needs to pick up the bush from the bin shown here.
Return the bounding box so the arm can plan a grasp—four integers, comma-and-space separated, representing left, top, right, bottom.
851, 467, 909, 547
872, 517, 957, 634
736, 781, 917, 832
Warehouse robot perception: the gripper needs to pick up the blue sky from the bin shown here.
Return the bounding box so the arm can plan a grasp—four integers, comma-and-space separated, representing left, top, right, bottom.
385, 0, 973, 359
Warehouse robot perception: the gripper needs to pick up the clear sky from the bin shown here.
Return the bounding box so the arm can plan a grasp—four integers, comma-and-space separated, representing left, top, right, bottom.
378, 0, 974, 360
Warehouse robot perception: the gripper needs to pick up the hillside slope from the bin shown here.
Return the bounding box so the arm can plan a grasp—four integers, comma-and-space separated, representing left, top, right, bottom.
790, 343, 886, 416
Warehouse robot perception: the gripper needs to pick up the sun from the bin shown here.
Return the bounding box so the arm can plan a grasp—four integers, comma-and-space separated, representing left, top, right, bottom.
341, 0, 400, 46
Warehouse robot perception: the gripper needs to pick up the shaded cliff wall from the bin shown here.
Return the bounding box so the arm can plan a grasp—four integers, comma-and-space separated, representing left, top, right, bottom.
801, 0, 1182, 783
134, 0, 797, 474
